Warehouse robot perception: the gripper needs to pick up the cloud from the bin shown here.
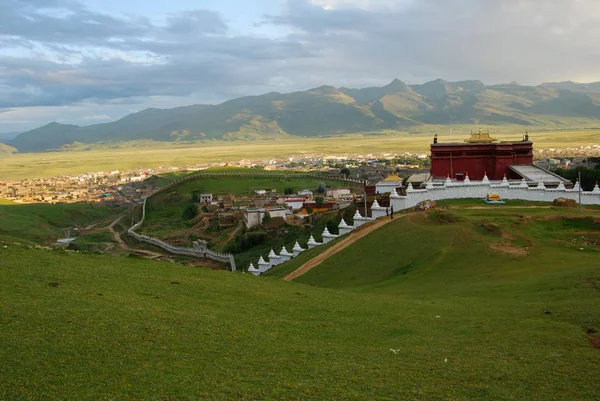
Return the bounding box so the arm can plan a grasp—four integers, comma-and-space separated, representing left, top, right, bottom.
269, 0, 600, 84
2, 0, 600, 131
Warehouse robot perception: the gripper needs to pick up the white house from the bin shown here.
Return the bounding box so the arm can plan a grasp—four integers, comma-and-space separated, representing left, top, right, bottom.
326, 188, 351, 198
199, 193, 213, 203
298, 189, 313, 196
276, 197, 306, 210
375, 174, 403, 194
244, 207, 288, 228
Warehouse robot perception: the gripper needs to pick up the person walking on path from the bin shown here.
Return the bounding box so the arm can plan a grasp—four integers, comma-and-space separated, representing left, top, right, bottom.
390, 205, 394, 219
386, 207, 389, 216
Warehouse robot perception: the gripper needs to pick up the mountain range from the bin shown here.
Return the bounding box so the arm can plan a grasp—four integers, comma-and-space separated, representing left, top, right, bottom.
7, 79, 600, 153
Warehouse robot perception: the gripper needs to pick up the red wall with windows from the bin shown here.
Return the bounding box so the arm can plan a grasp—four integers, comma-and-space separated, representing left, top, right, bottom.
430, 141, 533, 180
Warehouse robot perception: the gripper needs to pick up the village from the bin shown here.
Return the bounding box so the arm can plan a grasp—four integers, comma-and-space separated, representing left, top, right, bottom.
1, 142, 598, 207
0, 151, 426, 205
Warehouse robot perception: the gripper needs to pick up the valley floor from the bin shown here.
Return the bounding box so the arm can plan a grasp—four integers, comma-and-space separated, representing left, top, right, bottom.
1, 127, 600, 180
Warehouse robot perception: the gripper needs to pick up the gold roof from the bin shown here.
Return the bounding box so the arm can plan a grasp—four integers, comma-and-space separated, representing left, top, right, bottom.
383, 174, 402, 182
465, 129, 497, 143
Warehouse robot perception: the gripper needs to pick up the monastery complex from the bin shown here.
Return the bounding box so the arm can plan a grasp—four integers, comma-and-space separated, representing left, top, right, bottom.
248, 132, 600, 275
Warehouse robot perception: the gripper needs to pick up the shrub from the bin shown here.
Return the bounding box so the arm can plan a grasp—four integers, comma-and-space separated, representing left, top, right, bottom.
182, 204, 198, 220
315, 197, 324, 209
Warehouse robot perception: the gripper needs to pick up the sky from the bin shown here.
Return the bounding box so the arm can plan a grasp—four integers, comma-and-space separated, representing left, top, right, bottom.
2, 0, 600, 132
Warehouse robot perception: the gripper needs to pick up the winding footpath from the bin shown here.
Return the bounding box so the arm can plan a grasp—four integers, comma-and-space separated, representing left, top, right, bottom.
283, 213, 414, 281
107, 215, 163, 258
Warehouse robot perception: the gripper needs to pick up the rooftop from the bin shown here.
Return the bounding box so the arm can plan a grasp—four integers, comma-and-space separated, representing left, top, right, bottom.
509, 165, 571, 184
382, 174, 402, 182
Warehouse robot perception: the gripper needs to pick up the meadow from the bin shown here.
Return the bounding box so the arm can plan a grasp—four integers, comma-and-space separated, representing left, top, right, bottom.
1, 203, 599, 399
0, 201, 122, 243
1, 126, 599, 180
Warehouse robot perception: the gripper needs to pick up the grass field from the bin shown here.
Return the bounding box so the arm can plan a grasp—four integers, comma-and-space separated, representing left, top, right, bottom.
1, 127, 600, 180
1, 204, 599, 399
0, 202, 122, 243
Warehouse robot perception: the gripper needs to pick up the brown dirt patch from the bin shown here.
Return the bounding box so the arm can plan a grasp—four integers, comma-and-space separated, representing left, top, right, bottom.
490, 242, 528, 257
501, 230, 515, 239
584, 278, 600, 292
588, 335, 600, 349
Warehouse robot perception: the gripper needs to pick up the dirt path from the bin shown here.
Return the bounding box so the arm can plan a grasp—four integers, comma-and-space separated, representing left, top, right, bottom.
283, 213, 413, 281
221, 223, 243, 245
106, 215, 164, 258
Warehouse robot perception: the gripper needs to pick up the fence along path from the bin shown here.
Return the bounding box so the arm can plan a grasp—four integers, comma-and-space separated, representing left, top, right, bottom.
127, 171, 363, 271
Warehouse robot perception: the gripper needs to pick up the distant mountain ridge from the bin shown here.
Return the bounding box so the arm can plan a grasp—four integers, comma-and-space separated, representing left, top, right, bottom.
0, 131, 21, 142
7, 79, 600, 152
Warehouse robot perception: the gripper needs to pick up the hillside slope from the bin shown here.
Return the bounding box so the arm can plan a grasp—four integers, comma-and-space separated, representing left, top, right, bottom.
1, 204, 599, 399
8, 79, 600, 152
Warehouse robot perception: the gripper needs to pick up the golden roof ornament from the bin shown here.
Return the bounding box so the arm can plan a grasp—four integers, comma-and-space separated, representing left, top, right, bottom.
383, 173, 402, 182
465, 129, 497, 143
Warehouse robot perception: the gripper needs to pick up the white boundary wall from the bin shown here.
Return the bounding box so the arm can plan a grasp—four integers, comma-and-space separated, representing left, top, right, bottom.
128, 198, 236, 271
371, 179, 600, 219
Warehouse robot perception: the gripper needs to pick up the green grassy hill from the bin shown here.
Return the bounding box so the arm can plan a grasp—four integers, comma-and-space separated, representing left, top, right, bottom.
9, 79, 600, 152
1, 203, 600, 399
0, 201, 121, 243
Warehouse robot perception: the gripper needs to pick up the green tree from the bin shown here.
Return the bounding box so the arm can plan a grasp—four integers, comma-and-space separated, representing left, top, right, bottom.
182, 204, 198, 220
262, 211, 271, 225
284, 187, 294, 195
315, 196, 324, 209
340, 168, 350, 178
191, 193, 200, 203
306, 206, 314, 215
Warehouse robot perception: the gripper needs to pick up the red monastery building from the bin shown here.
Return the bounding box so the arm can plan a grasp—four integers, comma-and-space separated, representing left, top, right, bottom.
430, 130, 533, 181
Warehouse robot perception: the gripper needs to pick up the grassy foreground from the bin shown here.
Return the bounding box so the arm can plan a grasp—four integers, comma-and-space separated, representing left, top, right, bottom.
1, 204, 600, 399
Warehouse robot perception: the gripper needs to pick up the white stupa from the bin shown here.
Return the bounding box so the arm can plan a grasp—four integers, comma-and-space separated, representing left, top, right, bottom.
268, 248, 282, 266
292, 241, 305, 257
338, 218, 353, 235
279, 246, 294, 262
307, 235, 321, 249
322, 226, 338, 244
257, 256, 271, 273
248, 262, 260, 276
519, 177, 528, 188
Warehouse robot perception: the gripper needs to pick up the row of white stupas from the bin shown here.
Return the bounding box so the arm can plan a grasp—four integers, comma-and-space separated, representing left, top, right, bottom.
247, 209, 373, 276
410, 172, 599, 192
